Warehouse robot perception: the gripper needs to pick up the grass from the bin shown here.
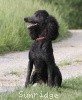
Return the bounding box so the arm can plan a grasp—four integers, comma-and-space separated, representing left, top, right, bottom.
75, 59, 82, 63
0, 0, 68, 54
58, 59, 82, 67
0, 76, 82, 100
4, 70, 21, 77
58, 60, 72, 67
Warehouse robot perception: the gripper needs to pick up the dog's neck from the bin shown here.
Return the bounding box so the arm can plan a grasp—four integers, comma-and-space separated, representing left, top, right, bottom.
36, 37, 45, 40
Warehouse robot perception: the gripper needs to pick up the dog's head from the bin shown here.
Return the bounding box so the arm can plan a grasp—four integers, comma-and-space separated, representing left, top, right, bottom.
24, 10, 49, 29
24, 10, 59, 40
24, 10, 49, 40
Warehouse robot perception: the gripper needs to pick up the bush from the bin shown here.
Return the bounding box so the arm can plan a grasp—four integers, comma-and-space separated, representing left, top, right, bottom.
0, 0, 68, 53
67, 0, 82, 29
44, 0, 82, 29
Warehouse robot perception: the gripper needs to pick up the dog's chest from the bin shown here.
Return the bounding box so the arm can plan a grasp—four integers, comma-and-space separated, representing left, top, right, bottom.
30, 42, 45, 58
29, 41, 53, 60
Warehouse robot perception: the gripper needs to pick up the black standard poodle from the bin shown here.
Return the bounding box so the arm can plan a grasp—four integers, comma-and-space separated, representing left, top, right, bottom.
24, 10, 62, 87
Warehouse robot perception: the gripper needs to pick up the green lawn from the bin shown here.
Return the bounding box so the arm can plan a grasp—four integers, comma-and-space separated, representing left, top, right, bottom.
0, 0, 68, 54
0, 76, 82, 100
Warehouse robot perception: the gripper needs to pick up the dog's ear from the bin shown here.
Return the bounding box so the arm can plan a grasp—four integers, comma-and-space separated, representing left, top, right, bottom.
45, 15, 59, 41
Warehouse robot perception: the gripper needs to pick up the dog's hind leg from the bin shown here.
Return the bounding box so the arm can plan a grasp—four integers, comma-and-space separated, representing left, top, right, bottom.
54, 66, 62, 87
46, 57, 62, 87
47, 62, 55, 87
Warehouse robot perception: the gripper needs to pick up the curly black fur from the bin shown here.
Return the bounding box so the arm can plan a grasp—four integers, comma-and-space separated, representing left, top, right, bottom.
24, 10, 62, 87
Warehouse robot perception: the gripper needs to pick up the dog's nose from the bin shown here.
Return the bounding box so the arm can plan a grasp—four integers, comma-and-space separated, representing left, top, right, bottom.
24, 17, 28, 22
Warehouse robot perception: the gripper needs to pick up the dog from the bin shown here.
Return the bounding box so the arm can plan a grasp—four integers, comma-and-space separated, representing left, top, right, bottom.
24, 10, 62, 87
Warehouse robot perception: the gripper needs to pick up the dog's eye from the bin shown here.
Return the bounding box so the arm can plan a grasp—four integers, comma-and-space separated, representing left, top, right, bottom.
35, 14, 39, 17
36, 14, 38, 17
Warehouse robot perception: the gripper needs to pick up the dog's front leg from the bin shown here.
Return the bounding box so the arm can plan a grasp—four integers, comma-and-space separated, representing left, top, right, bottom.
25, 60, 33, 87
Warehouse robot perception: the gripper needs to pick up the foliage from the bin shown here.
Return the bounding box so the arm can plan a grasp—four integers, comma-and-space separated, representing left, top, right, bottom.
44, 0, 82, 29
0, 0, 68, 53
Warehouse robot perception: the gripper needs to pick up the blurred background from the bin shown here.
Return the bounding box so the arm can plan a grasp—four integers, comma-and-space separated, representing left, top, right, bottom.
0, 0, 82, 54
